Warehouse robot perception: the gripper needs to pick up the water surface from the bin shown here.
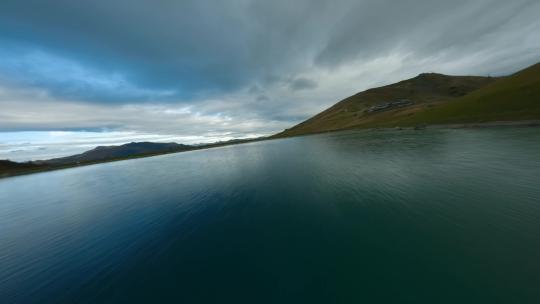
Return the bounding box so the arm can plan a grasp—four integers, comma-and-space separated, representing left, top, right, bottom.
1, 128, 540, 303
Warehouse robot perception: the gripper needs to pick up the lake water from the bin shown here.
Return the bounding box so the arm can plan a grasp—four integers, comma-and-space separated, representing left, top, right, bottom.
1, 128, 540, 303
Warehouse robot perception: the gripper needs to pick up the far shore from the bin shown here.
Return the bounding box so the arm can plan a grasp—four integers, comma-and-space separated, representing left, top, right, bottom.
272, 119, 540, 139
2, 120, 539, 180
415, 120, 540, 129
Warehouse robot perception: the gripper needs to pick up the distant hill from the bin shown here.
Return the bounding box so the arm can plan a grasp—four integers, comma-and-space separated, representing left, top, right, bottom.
0, 160, 45, 171
0, 160, 47, 177
0, 138, 266, 178
276, 73, 497, 137
45, 142, 193, 165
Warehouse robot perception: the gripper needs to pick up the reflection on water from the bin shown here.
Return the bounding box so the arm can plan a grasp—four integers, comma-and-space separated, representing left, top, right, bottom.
1, 128, 540, 303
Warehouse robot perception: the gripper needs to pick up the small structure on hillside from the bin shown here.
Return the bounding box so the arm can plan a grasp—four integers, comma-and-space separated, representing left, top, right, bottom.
366, 99, 414, 113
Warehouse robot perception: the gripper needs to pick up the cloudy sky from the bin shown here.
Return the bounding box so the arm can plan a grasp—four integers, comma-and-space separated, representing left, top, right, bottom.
1, 0, 540, 161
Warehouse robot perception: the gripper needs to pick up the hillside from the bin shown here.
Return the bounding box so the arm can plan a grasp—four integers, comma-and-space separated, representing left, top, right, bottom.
45, 142, 193, 165
376, 62, 540, 127
277, 73, 497, 137
278, 62, 540, 137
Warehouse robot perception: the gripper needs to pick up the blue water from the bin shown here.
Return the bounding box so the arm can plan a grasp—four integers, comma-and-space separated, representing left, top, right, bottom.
1, 128, 540, 303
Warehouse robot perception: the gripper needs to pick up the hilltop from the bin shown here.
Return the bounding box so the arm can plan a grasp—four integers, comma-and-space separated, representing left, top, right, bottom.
44, 142, 193, 165
378, 62, 540, 127
276, 73, 498, 137
277, 61, 540, 137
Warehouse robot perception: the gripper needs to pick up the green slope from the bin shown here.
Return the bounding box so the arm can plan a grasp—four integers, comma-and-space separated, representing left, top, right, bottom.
277, 73, 496, 137
385, 62, 540, 126
276, 61, 540, 137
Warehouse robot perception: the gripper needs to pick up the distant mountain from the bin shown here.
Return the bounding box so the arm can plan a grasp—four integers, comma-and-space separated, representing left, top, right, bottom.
45, 142, 193, 165
276, 73, 498, 137
1, 138, 267, 178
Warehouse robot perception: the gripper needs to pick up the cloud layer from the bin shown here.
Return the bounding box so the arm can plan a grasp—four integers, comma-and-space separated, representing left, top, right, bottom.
1, 0, 540, 159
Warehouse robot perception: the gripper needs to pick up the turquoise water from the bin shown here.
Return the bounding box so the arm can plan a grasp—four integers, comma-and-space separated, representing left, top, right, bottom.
1, 128, 540, 303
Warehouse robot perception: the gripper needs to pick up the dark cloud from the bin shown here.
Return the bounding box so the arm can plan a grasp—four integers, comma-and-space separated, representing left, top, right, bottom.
288, 77, 318, 91
256, 95, 270, 102
0, 0, 323, 102
0, 0, 535, 103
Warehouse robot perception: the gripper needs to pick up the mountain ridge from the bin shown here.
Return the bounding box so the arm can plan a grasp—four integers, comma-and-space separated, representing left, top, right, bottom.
44, 142, 193, 165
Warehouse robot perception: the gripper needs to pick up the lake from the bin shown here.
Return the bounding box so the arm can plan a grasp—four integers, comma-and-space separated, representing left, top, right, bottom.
1, 127, 540, 303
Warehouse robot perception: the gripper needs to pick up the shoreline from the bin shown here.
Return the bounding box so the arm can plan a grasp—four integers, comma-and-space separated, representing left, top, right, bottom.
2, 120, 539, 180
279, 120, 540, 138
0, 138, 267, 180
419, 120, 540, 129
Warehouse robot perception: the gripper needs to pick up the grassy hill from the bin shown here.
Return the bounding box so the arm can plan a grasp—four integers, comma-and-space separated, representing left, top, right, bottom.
379, 62, 540, 127
277, 61, 540, 137
277, 73, 497, 137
